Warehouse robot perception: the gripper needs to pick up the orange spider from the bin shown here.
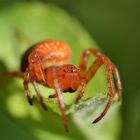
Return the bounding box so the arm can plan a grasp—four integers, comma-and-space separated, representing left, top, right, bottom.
7, 40, 122, 132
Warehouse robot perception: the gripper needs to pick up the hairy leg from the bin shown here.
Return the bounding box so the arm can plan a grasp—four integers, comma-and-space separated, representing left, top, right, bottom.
29, 51, 47, 84
76, 49, 102, 101
23, 70, 33, 105
113, 66, 122, 101
23, 51, 48, 110
52, 68, 68, 132
79, 48, 102, 76
92, 64, 115, 123
5, 71, 24, 78
79, 48, 122, 123
76, 80, 86, 101
31, 80, 47, 110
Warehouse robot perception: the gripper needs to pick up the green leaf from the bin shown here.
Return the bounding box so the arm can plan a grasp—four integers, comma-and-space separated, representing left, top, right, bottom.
0, 2, 121, 140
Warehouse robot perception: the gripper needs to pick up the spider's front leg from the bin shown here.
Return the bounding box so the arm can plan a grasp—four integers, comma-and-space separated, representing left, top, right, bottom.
24, 68, 47, 110
26, 52, 48, 110
5, 71, 24, 78
52, 68, 69, 132
23, 70, 33, 105
78, 48, 122, 123
31, 79, 47, 110
75, 80, 86, 101
113, 67, 122, 101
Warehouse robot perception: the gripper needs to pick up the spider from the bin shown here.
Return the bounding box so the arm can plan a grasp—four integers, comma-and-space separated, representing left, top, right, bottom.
7, 40, 122, 132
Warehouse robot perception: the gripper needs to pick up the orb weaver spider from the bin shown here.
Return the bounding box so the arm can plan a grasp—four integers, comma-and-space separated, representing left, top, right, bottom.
7, 40, 122, 132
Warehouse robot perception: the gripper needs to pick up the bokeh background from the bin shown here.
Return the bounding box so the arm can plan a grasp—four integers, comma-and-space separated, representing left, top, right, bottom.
0, 0, 140, 140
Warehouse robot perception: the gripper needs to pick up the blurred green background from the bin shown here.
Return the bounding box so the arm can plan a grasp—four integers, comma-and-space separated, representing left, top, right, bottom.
0, 0, 140, 140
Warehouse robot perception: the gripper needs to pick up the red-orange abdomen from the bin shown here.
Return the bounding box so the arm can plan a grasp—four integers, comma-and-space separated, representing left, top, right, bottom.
28, 40, 72, 68
21, 40, 72, 72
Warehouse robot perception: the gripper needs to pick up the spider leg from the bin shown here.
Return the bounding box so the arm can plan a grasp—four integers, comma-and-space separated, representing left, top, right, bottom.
5, 71, 24, 78
76, 80, 86, 101
85, 58, 103, 82
86, 57, 116, 123
25, 52, 48, 110
79, 48, 122, 123
52, 68, 68, 132
76, 49, 102, 101
23, 70, 33, 105
92, 64, 115, 123
31, 51, 47, 84
76, 58, 103, 101
113, 66, 122, 101
79, 48, 102, 76
31, 80, 47, 110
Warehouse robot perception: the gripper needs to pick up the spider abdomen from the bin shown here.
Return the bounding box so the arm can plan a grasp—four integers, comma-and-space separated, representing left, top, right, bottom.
29, 40, 72, 68
21, 40, 72, 71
